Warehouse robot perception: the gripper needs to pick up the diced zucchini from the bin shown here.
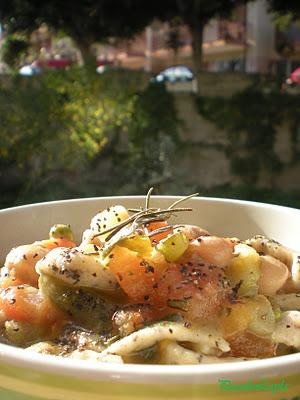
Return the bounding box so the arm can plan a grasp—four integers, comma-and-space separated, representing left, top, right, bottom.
5, 321, 48, 347
225, 243, 261, 297
167, 299, 189, 312
119, 235, 152, 257
157, 232, 189, 262
248, 295, 275, 336
49, 224, 74, 241
39, 274, 116, 333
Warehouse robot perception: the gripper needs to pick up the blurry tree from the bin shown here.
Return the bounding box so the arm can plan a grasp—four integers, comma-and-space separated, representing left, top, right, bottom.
267, 1, 300, 19
1, 0, 170, 65
168, 1, 251, 81
0, 68, 179, 202
166, 28, 181, 64
0, 69, 138, 190
166, 18, 183, 64
267, 1, 300, 70
1, 35, 29, 68
1, 0, 252, 75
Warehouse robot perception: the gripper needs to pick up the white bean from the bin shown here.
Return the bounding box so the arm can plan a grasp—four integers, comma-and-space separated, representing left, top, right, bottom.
258, 255, 289, 296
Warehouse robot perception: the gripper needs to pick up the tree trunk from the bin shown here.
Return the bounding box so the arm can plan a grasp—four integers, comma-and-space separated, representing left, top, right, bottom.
190, 23, 205, 88
173, 49, 178, 65
76, 41, 96, 71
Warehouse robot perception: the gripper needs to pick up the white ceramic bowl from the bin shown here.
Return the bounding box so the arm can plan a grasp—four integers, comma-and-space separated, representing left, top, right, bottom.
0, 196, 300, 400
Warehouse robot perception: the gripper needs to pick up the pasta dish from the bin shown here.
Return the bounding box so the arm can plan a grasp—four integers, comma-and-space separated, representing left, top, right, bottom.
1, 192, 299, 365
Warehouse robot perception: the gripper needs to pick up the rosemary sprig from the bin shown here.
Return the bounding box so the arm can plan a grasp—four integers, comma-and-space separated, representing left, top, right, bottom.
92, 190, 198, 256
133, 208, 192, 226
92, 207, 191, 240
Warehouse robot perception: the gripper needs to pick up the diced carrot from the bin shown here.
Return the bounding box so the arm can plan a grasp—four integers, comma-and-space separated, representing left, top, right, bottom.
0, 286, 67, 333
108, 244, 228, 321
220, 300, 257, 337
146, 221, 172, 243
40, 238, 76, 250
108, 245, 160, 304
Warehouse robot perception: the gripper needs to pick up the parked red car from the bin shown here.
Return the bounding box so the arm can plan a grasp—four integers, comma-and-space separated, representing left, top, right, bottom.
286, 67, 300, 85
34, 58, 74, 69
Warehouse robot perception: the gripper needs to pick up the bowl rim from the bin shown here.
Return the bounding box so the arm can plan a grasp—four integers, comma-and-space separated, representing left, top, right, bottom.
1, 340, 300, 383
1, 194, 300, 215
1, 195, 300, 383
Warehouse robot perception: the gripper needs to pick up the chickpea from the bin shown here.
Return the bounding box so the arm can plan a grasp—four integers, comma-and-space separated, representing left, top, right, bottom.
258, 255, 289, 296
49, 224, 74, 241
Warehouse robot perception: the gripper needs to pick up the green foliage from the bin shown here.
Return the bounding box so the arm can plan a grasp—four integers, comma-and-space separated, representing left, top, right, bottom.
272, 11, 295, 32
204, 184, 300, 210
0, 69, 179, 206
267, 1, 300, 20
196, 84, 300, 185
1, 35, 29, 68
0, 68, 143, 172
125, 83, 179, 190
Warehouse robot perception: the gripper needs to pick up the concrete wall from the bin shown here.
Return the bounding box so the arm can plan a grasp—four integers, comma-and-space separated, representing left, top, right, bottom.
173, 72, 300, 191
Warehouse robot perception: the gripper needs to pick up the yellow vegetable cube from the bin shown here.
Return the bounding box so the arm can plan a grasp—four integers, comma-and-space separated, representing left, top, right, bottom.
225, 243, 261, 297
157, 232, 189, 262
221, 295, 275, 338
119, 235, 153, 257
221, 300, 255, 337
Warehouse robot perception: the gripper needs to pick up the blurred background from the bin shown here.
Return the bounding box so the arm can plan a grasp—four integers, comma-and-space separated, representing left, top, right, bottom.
1, 0, 300, 208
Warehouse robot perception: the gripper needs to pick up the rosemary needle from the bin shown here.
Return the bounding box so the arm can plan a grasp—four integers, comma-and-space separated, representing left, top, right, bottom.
147, 224, 185, 237
92, 209, 146, 239
145, 187, 154, 210
168, 193, 199, 210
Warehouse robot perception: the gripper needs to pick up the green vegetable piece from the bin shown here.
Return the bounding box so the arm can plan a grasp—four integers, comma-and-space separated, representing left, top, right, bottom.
273, 305, 282, 320
167, 299, 189, 312
248, 295, 276, 337
5, 321, 48, 347
39, 274, 116, 333
226, 243, 261, 297
129, 343, 158, 360
49, 224, 74, 241
157, 232, 189, 262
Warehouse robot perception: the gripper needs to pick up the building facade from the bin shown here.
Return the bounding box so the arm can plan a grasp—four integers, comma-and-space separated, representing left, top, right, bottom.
113, 0, 300, 76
